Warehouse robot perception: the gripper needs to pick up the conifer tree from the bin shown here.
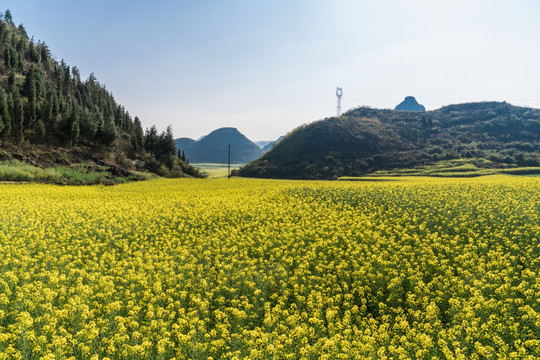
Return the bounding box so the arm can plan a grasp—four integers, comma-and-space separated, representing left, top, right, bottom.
4, 44, 14, 70
27, 80, 37, 128
7, 71, 16, 92
1, 92, 12, 145
38, 41, 50, 69
77, 108, 95, 138
144, 125, 158, 155
42, 91, 55, 127
93, 107, 104, 139
12, 92, 24, 144
133, 116, 144, 150
0, 89, 8, 136
71, 66, 80, 84
0, 94, 4, 136
163, 125, 176, 155
161, 125, 177, 169
18, 24, 28, 39
70, 108, 80, 144
102, 115, 118, 147
4, 10, 13, 25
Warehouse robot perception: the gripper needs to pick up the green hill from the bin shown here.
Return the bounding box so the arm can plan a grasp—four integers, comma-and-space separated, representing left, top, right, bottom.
236, 101, 540, 179
176, 127, 263, 164
0, 10, 201, 183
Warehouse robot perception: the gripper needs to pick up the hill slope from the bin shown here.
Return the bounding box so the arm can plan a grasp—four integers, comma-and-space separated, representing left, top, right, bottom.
0, 10, 201, 182
176, 127, 263, 163
236, 102, 540, 179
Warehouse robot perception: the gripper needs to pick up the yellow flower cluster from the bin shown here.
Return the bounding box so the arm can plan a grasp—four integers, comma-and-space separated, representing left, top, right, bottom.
0, 176, 538, 359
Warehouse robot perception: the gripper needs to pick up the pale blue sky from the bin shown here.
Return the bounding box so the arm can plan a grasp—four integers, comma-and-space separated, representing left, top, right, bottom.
4, 1, 540, 141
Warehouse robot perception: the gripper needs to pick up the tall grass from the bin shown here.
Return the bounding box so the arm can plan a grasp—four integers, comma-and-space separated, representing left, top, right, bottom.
0, 160, 142, 185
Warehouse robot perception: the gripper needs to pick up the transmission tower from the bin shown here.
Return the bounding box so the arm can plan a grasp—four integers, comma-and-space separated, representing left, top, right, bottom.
336, 87, 343, 116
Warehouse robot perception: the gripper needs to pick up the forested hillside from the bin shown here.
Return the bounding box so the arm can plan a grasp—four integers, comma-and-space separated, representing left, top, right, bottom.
236, 101, 540, 179
0, 10, 201, 182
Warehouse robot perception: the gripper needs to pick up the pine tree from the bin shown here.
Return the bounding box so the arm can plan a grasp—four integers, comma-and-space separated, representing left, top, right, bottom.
38, 41, 51, 69
26, 80, 37, 128
153, 126, 177, 169
18, 24, 28, 39
12, 92, 24, 144
0, 97, 4, 137
71, 66, 80, 84
1, 92, 12, 145
4, 10, 13, 25
143, 125, 179, 168
27, 41, 41, 63
70, 109, 80, 144
133, 116, 144, 151
101, 115, 118, 148
7, 71, 16, 92
93, 108, 104, 139
3, 44, 14, 70
0, 19, 6, 43
163, 125, 176, 157
0, 89, 8, 143
78, 108, 96, 138
42, 91, 55, 127
176, 149, 187, 162
144, 125, 158, 155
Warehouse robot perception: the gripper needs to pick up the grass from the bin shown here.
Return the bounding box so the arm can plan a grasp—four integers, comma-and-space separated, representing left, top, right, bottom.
339, 159, 540, 180
0, 161, 62, 182
3, 159, 538, 184
192, 163, 244, 178
0, 160, 145, 185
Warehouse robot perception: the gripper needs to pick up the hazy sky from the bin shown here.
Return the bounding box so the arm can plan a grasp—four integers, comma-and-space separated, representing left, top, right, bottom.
4, 0, 540, 141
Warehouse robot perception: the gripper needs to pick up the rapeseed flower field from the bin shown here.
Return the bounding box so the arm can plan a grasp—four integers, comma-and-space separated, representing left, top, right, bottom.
0, 176, 538, 359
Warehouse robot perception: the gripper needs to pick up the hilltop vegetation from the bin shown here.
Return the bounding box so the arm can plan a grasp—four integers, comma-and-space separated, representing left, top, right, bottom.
236, 101, 540, 179
0, 10, 201, 182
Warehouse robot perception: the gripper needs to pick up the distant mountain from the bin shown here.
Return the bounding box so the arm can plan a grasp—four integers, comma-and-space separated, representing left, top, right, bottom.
395, 96, 426, 111
236, 102, 540, 179
176, 127, 264, 163
255, 140, 273, 149
175, 137, 196, 152
262, 136, 284, 152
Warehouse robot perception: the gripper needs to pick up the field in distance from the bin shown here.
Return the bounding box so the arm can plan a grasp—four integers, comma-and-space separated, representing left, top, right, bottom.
193, 163, 244, 178
0, 176, 538, 358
